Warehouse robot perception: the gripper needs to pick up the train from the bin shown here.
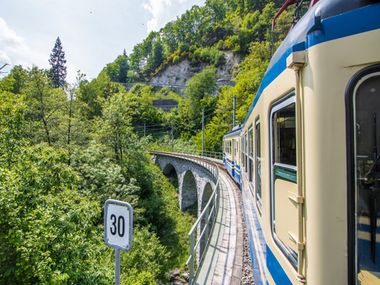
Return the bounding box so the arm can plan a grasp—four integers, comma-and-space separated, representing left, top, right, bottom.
222, 0, 380, 284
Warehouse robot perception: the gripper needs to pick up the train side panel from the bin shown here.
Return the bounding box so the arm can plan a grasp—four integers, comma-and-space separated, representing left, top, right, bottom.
304, 27, 380, 285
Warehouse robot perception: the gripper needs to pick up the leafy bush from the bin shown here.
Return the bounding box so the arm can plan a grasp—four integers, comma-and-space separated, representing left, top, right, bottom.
0, 144, 113, 284
192, 47, 225, 66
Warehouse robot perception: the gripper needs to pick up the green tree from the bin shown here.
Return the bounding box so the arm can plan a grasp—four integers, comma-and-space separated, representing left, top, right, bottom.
147, 39, 164, 73
97, 92, 134, 162
49, 37, 67, 88
0, 92, 26, 169
24, 67, 67, 146
183, 67, 217, 130
104, 51, 130, 83
0, 65, 28, 94
72, 142, 140, 207
76, 72, 122, 119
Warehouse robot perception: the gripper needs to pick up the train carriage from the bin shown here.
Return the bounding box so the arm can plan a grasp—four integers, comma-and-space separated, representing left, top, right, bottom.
223, 125, 243, 186
223, 0, 380, 284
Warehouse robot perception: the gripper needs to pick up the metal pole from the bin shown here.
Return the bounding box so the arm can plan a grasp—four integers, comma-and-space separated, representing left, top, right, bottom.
115, 248, 120, 285
171, 123, 174, 152
189, 233, 195, 284
233, 95, 236, 128
202, 108, 205, 156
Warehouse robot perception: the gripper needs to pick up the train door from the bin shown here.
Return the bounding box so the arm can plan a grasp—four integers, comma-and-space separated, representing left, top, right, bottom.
269, 94, 299, 269
348, 67, 380, 284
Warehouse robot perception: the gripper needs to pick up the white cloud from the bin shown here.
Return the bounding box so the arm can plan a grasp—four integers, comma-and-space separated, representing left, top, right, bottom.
0, 17, 47, 71
0, 18, 24, 46
143, 0, 204, 32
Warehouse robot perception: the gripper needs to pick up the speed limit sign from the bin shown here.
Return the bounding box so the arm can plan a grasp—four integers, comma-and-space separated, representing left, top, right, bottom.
104, 199, 133, 251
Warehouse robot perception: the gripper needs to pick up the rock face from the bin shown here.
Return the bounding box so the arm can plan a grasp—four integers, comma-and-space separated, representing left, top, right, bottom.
150, 51, 240, 94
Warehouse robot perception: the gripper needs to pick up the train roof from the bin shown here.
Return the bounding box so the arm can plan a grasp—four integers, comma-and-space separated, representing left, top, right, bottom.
223, 124, 243, 139
243, 0, 380, 125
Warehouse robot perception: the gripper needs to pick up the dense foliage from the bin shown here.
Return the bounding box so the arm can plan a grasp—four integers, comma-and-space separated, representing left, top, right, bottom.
0, 66, 194, 284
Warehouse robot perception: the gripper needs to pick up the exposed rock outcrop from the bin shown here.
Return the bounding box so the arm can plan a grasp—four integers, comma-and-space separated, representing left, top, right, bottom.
150, 51, 240, 94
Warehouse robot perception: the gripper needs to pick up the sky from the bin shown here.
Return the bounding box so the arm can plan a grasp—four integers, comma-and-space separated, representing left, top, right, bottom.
0, 0, 205, 82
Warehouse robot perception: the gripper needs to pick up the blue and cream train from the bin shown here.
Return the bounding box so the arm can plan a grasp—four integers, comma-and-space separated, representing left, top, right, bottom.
223, 0, 380, 284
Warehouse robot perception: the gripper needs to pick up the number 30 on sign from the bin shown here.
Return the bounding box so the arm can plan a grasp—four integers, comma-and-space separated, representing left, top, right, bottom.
104, 199, 133, 251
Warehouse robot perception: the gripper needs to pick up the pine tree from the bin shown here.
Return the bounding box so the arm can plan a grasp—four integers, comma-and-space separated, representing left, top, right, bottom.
49, 37, 67, 88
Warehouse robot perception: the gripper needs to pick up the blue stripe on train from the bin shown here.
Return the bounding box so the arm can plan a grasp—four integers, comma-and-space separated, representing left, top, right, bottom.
266, 246, 292, 285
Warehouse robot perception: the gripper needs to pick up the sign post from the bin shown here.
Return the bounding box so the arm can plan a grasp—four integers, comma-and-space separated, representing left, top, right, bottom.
104, 199, 133, 285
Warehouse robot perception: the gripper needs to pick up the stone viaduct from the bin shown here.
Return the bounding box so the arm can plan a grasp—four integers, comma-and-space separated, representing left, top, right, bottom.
154, 153, 217, 216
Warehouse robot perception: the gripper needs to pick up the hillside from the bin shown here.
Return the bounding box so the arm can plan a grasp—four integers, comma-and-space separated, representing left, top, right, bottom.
96, 0, 294, 151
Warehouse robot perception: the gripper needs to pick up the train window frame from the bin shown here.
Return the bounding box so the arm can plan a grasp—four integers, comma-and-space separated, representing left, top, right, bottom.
240, 137, 244, 169
255, 117, 262, 213
234, 139, 238, 159
241, 136, 245, 169
269, 93, 298, 270
345, 65, 380, 285
248, 125, 254, 183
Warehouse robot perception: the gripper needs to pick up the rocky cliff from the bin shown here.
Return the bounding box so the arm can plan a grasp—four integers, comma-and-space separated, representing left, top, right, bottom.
149, 52, 240, 93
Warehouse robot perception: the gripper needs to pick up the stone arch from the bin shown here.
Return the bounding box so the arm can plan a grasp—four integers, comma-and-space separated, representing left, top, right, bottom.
162, 163, 179, 189
181, 170, 198, 216
201, 183, 213, 211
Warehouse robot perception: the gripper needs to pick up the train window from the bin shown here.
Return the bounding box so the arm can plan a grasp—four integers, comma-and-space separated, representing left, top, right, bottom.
235, 140, 238, 160
270, 95, 298, 269
245, 133, 248, 173
242, 135, 245, 169
249, 126, 254, 183
255, 119, 262, 211
351, 71, 380, 284
273, 103, 296, 166
243, 133, 248, 172
230, 140, 235, 161
241, 137, 244, 168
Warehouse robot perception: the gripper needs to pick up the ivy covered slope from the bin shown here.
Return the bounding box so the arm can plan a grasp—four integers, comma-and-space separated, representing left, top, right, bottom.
0, 68, 194, 284
101, 0, 292, 151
